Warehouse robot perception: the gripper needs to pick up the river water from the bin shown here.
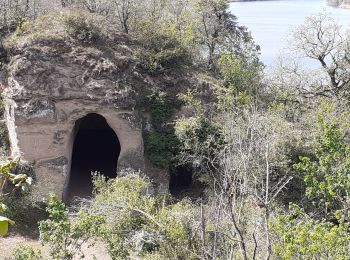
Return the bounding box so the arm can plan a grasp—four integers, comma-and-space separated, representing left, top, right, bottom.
229, 0, 350, 67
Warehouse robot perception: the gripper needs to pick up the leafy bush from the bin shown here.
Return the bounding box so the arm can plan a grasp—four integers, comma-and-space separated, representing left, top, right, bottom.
10, 245, 41, 260
144, 129, 179, 168
147, 90, 174, 129
136, 22, 193, 74
39, 173, 209, 259
63, 11, 101, 43
39, 194, 104, 259
143, 89, 180, 168
4, 161, 44, 237
90, 173, 206, 259
175, 116, 225, 180
293, 105, 350, 218
270, 104, 350, 259
0, 159, 32, 237
272, 204, 350, 259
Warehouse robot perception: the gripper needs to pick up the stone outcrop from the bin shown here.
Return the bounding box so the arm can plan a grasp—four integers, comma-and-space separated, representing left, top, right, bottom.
2, 36, 150, 199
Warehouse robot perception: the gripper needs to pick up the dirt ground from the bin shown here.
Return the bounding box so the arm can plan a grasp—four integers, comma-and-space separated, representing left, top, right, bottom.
0, 234, 110, 260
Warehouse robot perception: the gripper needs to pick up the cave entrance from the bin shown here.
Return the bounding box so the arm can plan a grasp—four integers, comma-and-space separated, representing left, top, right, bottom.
169, 165, 196, 198
66, 113, 121, 201
169, 165, 206, 200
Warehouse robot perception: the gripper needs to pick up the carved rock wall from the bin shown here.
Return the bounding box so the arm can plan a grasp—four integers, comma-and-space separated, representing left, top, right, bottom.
3, 39, 147, 199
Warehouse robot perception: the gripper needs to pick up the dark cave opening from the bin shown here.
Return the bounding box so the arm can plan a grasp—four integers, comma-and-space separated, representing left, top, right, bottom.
66, 113, 120, 201
169, 166, 205, 200
169, 165, 193, 194
169, 165, 193, 190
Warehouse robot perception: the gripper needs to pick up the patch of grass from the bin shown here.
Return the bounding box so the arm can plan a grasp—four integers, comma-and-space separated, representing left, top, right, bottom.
4, 10, 107, 48
4, 14, 65, 48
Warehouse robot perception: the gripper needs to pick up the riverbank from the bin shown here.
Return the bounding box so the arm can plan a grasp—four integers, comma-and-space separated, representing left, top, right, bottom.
229, 0, 350, 65
340, 3, 350, 8
230, 0, 350, 8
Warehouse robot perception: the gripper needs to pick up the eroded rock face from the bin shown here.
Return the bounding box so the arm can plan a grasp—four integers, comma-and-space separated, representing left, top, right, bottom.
2, 39, 147, 200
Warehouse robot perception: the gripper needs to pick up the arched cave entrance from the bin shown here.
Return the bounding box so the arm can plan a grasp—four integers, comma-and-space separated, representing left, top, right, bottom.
65, 113, 121, 201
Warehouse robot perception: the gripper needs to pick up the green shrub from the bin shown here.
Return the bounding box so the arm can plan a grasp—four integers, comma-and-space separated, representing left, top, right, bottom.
39, 194, 104, 259
147, 90, 174, 129
272, 205, 350, 259
175, 116, 225, 174
143, 89, 180, 168
4, 14, 66, 48
144, 129, 179, 168
89, 173, 201, 259
293, 105, 350, 217
136, 22, 193, 74
39, 173, 205, 259
10, 245, 41, 260
0, 159, 33, 237
63, 12, 101, 43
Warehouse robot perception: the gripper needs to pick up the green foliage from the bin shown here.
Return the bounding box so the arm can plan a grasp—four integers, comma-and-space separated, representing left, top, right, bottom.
91, 173, 161, 259
272, 204, 350, 259
3, 161, 45, 236
0, 158, 32, 237
137, 33, 191, 74
90, 173, 220, 259
63, 11, 101, 43
217, 52, 262, 108
135, 1, 197, 74
144, 129, 179, 168
0, 216, 14, 236
39, 195, 72, 259
4, 14, 66, 47
271, 104, 350, 259
14, 20, 30, 36
143, 90, 179, 168
39, 194, 105, 259
293, 105, 350, 216
39, 173, 208, 259
147, 90, 174, 129
175, 115, 224, 179
10, 244, 41, 260
4, 10, 106, 47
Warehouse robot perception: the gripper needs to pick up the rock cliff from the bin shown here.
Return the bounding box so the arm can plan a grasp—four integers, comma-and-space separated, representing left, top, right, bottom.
0, 11, 187, 199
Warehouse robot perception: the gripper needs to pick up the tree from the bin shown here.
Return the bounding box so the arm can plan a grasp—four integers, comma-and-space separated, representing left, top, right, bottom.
270, 105, 350, 259
272, 204, 350, 259
294, 103, 350, 219
175, 104, 299, 259
270, 14, 350, 102
196, 0, 254, 70
39, 194, 104, 259
112, 0, 137, 34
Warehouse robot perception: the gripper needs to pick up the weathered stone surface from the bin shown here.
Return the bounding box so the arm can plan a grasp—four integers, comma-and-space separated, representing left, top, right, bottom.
2, 39, 148, 200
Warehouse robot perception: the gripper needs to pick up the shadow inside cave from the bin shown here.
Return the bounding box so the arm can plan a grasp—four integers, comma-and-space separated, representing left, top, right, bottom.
65, 113, 120, 203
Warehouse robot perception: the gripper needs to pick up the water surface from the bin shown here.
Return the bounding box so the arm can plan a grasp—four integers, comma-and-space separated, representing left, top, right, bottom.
229, 0, 350, 66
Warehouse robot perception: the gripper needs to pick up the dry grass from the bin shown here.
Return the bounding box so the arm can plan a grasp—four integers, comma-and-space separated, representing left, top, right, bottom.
0, 234, 110, 259
0, 234, 44, 259
3, 9, 111, 50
